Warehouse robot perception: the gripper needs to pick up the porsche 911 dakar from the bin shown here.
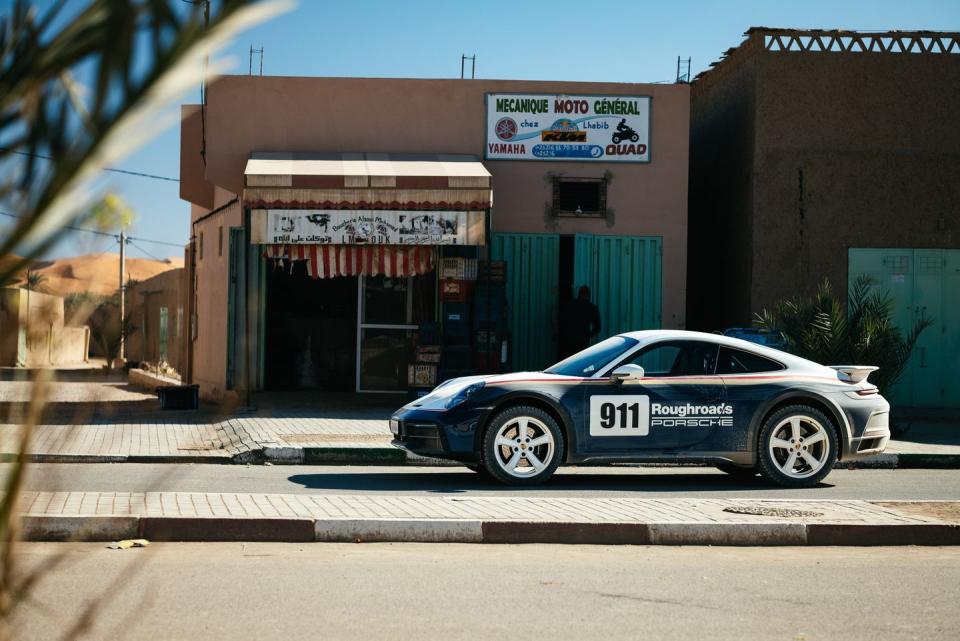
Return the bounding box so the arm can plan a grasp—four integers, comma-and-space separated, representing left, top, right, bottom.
390, 330, 890, 487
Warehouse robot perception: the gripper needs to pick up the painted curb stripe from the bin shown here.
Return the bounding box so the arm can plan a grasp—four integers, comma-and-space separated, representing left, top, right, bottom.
16, 516, 960, 546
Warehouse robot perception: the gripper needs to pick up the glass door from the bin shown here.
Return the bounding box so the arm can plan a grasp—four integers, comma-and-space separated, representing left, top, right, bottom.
356, 275, 418, 393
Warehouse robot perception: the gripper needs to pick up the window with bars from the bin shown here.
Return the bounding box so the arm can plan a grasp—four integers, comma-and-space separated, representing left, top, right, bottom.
552, 177, 607, 217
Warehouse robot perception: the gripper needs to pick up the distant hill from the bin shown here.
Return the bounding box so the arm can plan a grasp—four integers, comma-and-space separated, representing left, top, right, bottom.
5, 252, 183, 296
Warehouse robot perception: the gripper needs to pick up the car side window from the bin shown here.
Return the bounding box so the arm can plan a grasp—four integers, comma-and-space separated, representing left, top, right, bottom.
620, 341, 719, 377
715, 346, 785, 374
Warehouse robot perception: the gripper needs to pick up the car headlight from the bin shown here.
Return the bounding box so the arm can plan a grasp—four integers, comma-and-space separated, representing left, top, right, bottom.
444, 382, 485, 409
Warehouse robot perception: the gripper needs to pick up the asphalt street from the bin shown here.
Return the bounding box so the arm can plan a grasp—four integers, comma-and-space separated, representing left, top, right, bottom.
10, 463, 960, 499
12, 543, 960, 641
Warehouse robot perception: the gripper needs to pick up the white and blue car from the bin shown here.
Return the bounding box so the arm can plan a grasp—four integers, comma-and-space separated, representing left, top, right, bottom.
391, 330, 890, 487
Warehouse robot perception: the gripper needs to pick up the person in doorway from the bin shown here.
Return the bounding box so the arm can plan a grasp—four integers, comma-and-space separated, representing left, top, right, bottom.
564, 285, 601, 356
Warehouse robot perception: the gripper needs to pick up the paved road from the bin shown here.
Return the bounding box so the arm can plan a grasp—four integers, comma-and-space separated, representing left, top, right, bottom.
11, 463, 960, 499
11, 543, 960, 641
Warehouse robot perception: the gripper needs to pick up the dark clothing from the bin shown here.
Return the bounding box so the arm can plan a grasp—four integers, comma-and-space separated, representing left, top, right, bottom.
564, 298, 601, 355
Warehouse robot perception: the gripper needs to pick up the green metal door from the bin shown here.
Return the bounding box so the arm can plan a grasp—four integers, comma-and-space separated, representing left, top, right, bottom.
573, 235, 662, 342
159, 307, 169, 362
491, 233, 559, 371
848, 248, 960, 408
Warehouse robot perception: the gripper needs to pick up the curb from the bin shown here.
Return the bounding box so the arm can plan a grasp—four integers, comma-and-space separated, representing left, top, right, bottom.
18, 515, 960, 546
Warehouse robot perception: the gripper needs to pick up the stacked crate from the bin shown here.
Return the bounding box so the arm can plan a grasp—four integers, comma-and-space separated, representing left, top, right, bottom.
474, 261, 508, 373
439, 257, 478, 383
408, 321, 441, 401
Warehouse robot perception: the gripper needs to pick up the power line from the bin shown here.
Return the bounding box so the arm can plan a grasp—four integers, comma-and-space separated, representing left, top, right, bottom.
0, 210, 185, 248
2, 149, 180, 182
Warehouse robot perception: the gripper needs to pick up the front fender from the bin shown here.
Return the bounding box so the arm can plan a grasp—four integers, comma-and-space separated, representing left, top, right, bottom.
475, 389, 579, 462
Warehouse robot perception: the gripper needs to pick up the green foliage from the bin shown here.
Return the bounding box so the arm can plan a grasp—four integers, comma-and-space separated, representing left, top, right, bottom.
23, 269, 45, 291
755, 277, 932, 395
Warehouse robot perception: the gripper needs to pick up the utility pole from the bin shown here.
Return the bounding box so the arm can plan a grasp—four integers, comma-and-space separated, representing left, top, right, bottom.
118, 228, 126, 364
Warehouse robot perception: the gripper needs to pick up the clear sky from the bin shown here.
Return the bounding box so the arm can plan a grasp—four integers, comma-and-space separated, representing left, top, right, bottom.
6, 0, 960, 259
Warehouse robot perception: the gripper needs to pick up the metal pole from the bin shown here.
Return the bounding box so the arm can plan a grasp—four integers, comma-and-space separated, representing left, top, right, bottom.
461, 55, 465, 79
119, 229, 126, 363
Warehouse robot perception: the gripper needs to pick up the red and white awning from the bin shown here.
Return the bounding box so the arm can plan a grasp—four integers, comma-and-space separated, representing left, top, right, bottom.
265, 244, 435, 279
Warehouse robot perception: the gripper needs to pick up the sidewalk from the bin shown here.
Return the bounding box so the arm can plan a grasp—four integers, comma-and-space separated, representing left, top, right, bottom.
16, 493, 960, 545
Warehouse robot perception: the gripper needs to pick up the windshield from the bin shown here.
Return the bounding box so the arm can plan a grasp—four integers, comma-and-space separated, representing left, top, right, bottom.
544, 336, 638, 377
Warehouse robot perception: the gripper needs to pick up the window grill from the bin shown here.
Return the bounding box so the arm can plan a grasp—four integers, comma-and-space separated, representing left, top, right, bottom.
552, 177, 608, 217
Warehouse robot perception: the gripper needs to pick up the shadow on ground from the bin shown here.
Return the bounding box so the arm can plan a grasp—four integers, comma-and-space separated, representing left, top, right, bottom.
287, 470, 833, 494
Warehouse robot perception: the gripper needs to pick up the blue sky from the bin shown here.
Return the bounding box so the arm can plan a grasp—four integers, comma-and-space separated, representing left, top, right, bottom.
6, 0, 960, 259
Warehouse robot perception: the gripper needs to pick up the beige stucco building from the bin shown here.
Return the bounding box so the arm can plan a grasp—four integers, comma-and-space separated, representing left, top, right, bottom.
180, 76, 690, 401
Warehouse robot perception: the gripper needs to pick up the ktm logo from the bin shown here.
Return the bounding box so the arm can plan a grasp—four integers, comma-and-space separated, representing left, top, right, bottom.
541, 130, 587, 142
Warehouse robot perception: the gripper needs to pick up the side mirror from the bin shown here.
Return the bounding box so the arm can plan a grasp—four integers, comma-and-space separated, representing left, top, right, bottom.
610, 364, 645, 383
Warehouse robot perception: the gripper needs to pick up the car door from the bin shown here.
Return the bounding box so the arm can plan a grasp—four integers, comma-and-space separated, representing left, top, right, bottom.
579, 340, 725, 453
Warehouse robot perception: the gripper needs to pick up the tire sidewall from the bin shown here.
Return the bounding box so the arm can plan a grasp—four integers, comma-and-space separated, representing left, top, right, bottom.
482, 405, 564, 486
757, 405, 838, 488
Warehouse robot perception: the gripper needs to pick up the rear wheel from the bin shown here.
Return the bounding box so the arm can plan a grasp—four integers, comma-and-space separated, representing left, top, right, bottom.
482, 405, 563, 486
757, 405, 838, 488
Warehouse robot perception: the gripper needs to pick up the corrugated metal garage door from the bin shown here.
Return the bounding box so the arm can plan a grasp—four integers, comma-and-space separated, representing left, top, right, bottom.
848, 248, 960, 408
574, 235, 662, 341
490, 233, 559, 372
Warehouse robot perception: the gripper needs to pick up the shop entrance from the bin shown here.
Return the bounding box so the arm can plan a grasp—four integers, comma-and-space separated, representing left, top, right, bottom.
264, 262, 358, 390
264, 263, 437, 392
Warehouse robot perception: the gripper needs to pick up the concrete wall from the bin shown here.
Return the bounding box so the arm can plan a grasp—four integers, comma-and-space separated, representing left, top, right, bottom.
689, 31, 960, 330
190, 189, 242, 400
126, 265, 187, 374
0, 288, 89, 367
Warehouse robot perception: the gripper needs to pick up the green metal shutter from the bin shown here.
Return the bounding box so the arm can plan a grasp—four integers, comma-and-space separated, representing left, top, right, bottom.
573, 235, 662, 342
848, 248, 960, 408
491, 233, 560, 371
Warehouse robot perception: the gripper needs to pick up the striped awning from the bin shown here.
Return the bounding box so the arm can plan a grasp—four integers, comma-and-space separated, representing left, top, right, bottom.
265, 244, 435, 279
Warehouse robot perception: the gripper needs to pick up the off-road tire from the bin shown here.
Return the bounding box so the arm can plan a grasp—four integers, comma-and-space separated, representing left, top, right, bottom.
757, 405, 838, 488
482, 405, 564, 486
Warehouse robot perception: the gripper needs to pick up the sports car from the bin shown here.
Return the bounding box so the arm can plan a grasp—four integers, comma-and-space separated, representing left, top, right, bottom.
390, 330, 890, 487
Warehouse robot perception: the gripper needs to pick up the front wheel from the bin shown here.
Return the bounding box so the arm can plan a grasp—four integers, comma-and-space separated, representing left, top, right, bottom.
482, 405, 563, 486
757, 405, 838, 487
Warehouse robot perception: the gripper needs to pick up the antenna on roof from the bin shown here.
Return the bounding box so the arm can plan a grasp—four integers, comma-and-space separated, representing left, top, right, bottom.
461, 54, 476, 79
676, 56, 691, 83
249, 45, 264, 76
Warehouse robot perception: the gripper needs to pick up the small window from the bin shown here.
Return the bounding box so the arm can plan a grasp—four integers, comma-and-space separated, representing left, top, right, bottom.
552, 177, 607, 217
715, 346, 785, 375
218, 225, 223, 257
198, 232, 204, 260
620, 341, 719, 377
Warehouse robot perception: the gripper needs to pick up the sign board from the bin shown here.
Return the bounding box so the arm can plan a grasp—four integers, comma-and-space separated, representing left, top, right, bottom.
485, 93, 651, 163
262, 210, 469, 245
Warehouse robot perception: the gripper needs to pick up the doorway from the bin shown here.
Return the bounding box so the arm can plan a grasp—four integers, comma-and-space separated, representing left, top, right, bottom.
264, 262, 358, 390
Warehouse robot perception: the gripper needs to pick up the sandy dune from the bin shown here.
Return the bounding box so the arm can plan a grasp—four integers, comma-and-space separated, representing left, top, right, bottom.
5, 252, 183, 296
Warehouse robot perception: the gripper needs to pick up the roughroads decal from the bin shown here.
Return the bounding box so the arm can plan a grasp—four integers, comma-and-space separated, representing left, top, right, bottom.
589, 397, 735, 436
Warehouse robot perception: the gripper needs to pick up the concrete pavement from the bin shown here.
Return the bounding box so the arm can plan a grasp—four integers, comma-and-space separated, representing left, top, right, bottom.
14, 489, 960, 545
12, 543, 960, 641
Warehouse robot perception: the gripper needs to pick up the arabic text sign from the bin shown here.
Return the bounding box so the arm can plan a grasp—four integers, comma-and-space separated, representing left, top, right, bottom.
265, 210, 467, 245
486, 93, 651, 163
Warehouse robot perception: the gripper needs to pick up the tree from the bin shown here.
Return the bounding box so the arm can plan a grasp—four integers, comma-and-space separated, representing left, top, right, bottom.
755, 276, 932, 397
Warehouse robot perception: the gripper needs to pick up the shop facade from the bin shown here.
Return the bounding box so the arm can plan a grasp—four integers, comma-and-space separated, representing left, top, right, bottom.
179, 76, 689, 401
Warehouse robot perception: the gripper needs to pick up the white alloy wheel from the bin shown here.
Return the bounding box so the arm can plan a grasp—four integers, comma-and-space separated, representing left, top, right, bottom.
767, 415, 830, 479
482, 405, 564, 486
492, 416, 555, 478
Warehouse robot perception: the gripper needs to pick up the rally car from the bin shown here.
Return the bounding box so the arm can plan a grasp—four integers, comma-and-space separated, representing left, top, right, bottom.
390, 330, 890, 487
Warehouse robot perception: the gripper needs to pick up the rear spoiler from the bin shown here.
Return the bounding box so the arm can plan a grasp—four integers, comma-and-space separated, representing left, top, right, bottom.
829, 366, 878, 384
